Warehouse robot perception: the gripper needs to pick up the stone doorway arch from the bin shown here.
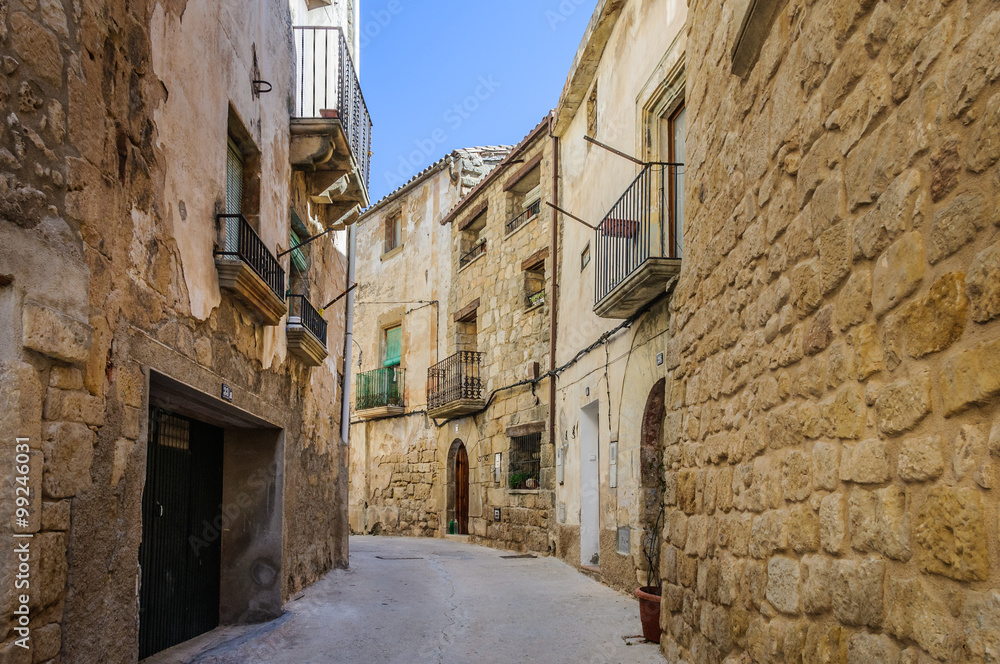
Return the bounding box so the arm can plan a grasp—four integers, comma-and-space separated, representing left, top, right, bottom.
446, 439, 470, 535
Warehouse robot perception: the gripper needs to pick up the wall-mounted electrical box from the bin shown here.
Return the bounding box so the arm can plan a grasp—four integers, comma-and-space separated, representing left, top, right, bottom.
609, 440, 618, 488
556, 445, 566, 484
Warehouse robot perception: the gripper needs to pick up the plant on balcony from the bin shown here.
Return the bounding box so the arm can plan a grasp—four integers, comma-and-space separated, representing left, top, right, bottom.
508, 472, 529, 490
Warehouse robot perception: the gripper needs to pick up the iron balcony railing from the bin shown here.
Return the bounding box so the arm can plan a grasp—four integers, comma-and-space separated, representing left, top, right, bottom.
459, 241, 486, 268
427, 351, 484, 411
215, 214, 286, 301
293, 26, 373, 189
505, 199, 541, 235
594, 163, 684, 305
356, 367, 404, 411
288, 294, 327, 346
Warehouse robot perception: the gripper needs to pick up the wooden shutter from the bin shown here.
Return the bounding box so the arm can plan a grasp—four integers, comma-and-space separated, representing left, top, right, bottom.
225, 138, 244, 252
383, 326, 402, 367
289, 228, 308, 273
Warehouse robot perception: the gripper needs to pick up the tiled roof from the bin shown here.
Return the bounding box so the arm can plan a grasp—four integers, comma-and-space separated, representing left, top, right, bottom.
440, 114, 553, 226
361, 146, 513, 219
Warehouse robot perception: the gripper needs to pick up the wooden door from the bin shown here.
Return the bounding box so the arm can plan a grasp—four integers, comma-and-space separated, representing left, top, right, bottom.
456, 445, 469, 535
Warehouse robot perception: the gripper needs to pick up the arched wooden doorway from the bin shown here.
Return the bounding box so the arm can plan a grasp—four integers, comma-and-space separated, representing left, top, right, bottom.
455, 444, 469, 534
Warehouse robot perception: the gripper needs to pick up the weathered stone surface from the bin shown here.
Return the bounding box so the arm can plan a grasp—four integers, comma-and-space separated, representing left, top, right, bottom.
801, 554, 833, 615
792, 260, 823, 314
766, 557, 800, 615
41, 422, 94, 498
886, 577, 954, 661
900, 272, 968, 357
782, 450, 813, 501
967, 92, 1000, 172
967, 240, 1000, 323
832, 557, 886, 628
929, 193, 987, 264
43, 388, 105, 426
41, 500, 71, 531
22, 302, 92, 365
940, 338, 1000, 415
35, 531, 66, 610
32, 622, 61, 662
840, 439, 890, 484
872, 232, 925, 316
875, 371, 932, 435
963, 591, 1000, 664
849, 323, 884, 380
991, 418, 1000, 458
849, 486, 911, 561
820, 222, 852, 294
836, 269, 872, 329
847, 632, 901, 664
898, 435, 944, 482
812, 441, 841, 491
914, 487, 989, 581
823, 384, 866, 439
820, 493, 848, 555
853, 169, 920, 260
8, 12, 62, 88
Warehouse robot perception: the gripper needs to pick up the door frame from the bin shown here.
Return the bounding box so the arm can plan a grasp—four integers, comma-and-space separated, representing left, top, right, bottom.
446, 439, 470, 535
580, 401, 600, 567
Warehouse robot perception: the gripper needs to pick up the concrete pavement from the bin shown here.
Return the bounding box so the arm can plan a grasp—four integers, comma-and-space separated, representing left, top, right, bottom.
145, 536, 665, 664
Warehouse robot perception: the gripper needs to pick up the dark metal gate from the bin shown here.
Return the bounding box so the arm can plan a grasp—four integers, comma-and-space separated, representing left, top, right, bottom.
139, 409, 224, 659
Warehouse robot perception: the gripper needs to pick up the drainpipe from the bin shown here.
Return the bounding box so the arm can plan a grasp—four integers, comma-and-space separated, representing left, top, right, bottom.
341, 222, 357, 444
549, 115, 559, 450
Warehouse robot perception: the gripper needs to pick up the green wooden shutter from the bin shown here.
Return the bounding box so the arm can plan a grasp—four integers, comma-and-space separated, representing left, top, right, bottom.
383, 326, 402, 367
289, 228, 308, 273
225, 138, 244, 252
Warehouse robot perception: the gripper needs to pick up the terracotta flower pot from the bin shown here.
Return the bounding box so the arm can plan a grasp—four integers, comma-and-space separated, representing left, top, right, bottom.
635, 586, 662, 644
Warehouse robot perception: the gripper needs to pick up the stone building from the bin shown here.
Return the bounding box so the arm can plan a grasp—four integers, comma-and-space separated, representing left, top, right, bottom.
550, 0, 688, 592
348, 146, 509, 536
0, 0, 369, 661
434, 118, 555, 553
659, 0, 1000, 662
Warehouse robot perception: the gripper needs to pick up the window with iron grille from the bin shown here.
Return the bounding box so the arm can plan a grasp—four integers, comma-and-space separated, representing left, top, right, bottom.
508, 433, 542, 490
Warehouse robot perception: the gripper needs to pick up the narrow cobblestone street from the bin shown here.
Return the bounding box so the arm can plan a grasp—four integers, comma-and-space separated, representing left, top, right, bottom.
145, 537, 664, 664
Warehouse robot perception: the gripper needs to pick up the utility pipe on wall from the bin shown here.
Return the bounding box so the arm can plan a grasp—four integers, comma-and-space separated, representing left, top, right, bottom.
549, 115, 559, 450
340, 222, 357, 445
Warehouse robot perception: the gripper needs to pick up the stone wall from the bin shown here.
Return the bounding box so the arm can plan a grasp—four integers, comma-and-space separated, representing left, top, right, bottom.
0, 1, 352, 661
662, 0, 1000, 661
445, 126, 555, 553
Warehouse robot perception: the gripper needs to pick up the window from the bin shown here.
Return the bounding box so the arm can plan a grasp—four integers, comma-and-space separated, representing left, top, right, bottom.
459, 208, 487, 268
667, 104, 686, 258
505, 164, 542, 235
224, 138, 244, 253
384, 212, 402, 254
224, 108, 262, 248
382, 325, 402, 367
581, 243, 591, 270
289, 210, 310, 274
456, 315, 477, 353
509, 433, 542, 490
524, 262, 545, 309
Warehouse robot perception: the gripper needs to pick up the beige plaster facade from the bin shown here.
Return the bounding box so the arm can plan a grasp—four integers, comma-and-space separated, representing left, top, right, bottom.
551, 0, 688, 593
660, 0, 1000, 662
0, 0, 365, 661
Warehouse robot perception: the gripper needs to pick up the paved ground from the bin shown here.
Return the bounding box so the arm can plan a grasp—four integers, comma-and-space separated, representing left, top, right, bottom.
146, 536, 665, 664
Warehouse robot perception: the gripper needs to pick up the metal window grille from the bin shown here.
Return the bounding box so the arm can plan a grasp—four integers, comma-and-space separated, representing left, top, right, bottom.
356, 367, 404, 410
225, 139, 244, 252
459, 240, 486, 268
508, 432, 542, 490
505, 199, 541, 235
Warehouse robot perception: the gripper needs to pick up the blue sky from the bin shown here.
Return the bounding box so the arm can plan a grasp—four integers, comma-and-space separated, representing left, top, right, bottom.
359, 0, 596, 204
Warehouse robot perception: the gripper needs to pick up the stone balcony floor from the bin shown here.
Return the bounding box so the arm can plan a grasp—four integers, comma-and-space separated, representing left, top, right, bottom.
142, 536, 665, 663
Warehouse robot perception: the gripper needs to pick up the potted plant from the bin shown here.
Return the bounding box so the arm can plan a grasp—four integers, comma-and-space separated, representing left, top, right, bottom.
635, 503, 663, 643
509, 472, 528, 490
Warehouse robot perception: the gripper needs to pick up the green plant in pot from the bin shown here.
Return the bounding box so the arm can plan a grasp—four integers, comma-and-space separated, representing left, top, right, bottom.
509, 472, 528, 490
635, 493, 664, 643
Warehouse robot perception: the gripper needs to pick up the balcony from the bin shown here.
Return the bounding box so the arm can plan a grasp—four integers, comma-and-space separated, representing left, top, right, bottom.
356, 367, 405, 418
459, 241, 486, 269
427, 352, 485, 419
286, 295, 328, 366
290, 26, 372, 225
214, 214, 287, 325
505, 199, 541, 235
594, 163, 684, 319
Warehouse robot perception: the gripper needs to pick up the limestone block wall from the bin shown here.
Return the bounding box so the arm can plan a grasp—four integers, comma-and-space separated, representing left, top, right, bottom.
662, 0, 1000, 661
446, 131, 554, 553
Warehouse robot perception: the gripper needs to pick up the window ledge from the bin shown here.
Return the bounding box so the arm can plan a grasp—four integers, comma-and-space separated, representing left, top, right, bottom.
458, 251, 486, 272
381, 244, 404, 262
507, 489, 541, 495
504, 215, 538, 240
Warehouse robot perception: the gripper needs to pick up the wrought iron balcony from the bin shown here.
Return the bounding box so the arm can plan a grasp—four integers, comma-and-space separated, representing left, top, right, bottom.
505, 199, 541, 235
356, 367, 405, 417
594, 163, 684, 319
459, 241, 486, 269
286, 294, 328, 366
290, 26, 372, 217
214, 214, 287, 325
427, 351, 485, 419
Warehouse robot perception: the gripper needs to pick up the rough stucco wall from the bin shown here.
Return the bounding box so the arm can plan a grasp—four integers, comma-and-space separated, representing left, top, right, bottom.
663, 0, 1000, 662
553, 0, 686, 589
0, 0, 350, 660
